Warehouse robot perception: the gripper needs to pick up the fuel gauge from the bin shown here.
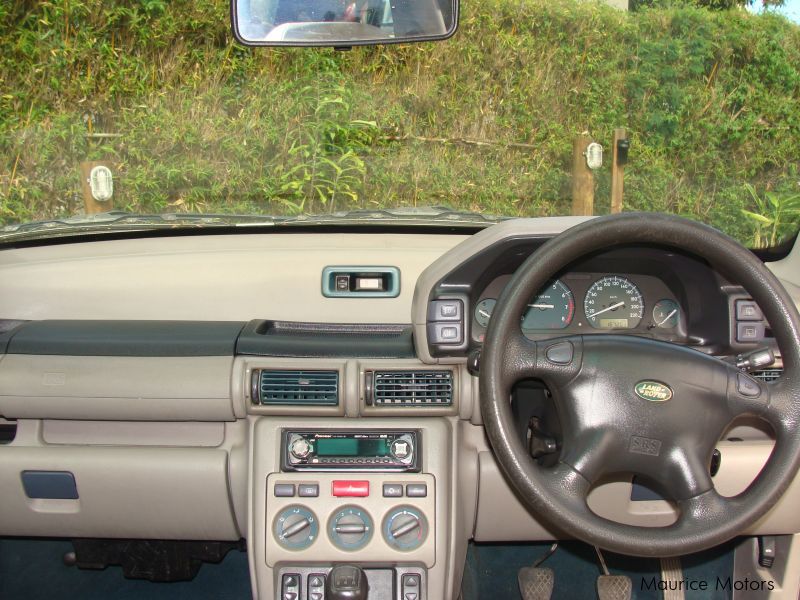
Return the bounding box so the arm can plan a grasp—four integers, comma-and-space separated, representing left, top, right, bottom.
474, 298, 496, 328
653, 299, 680, 329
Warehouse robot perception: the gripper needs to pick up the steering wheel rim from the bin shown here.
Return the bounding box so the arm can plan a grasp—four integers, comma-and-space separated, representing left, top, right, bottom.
479, 213, 800, 557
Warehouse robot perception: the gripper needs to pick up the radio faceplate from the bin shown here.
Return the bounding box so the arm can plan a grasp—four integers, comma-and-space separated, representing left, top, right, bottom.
281, 430, 420, 472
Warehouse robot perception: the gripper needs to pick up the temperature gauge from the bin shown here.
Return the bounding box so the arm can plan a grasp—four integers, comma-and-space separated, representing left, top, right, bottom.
652, 299, 680, 329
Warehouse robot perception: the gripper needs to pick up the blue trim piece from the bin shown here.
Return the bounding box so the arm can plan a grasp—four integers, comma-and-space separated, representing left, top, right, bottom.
321, 266, 400, 298
21, 471, 79, 500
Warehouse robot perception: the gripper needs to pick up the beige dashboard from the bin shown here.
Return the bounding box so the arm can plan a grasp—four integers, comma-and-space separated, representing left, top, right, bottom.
0, 219, 798, 600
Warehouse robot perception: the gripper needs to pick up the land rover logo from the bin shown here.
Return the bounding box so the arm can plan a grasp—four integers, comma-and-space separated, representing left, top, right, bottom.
635, 381, 673, 402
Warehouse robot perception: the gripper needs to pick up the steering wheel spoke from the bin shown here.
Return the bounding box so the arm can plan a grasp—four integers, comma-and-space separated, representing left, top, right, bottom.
537, 461, 593, 510
725, 368, 777, 423
676, 488, 730, 530
499, 331, 582, 387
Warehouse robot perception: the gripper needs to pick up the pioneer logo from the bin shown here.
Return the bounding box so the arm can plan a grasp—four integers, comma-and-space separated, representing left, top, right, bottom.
635, 381, 673, 402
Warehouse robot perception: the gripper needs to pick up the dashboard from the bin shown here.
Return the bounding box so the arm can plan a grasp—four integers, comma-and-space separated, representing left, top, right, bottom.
0, 218, 799, 600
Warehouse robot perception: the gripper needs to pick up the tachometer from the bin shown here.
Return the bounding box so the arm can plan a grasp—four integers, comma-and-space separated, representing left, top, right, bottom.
584, 276, 644, 329
522, 280, 574, 330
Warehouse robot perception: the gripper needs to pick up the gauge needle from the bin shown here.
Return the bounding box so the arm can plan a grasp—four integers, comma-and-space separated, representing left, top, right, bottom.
479, 310, 491, 318
528, 303, 555, 309
656, 309, 677, 326
589, 301, 625, 318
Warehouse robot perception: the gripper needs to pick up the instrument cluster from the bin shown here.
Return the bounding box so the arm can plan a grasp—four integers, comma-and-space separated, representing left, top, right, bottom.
472, 272, 685, 342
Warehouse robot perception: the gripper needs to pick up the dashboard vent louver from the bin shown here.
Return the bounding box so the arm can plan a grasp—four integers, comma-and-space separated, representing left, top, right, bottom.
751, 368, 783, 383
367, 370, 453, 406
254, 370, 339, 406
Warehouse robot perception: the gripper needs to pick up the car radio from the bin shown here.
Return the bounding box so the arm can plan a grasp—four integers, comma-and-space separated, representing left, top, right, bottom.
281, 430, 420, 472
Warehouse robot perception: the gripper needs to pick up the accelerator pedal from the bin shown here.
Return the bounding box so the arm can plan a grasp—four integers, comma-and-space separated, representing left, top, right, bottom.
595, 547, 632, 600
518, 543, 557, 600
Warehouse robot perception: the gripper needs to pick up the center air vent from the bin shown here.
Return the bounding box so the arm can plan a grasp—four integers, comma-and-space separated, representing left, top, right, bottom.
751, 368, 783, 383
253, 370, 339, 406
366, 370, 453, 406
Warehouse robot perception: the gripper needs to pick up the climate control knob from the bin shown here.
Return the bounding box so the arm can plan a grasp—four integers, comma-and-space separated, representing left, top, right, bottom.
328, 505, 373, 551
382, 506, 428, 551
274, 505, 318, 550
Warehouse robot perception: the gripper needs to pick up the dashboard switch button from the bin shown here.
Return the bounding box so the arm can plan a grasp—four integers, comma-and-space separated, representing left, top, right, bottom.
545, 341, 574, 365
298, 483, 319, 497
406, 483, 427, 498
332, 480, 369, 497
383, 483, 403, 497
274, 483, 295, 497
736, 300, 763, 321
428, 299, 463, 321
737, 322, 765, 343
427, 322, 463, 345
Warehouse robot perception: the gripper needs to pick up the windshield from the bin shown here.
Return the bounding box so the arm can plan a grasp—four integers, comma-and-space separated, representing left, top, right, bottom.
2, 0, 799, 247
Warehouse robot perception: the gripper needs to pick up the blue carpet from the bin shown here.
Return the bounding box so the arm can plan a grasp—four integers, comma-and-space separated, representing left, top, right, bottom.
0, 537, 735, 600
0, 538, 251, 600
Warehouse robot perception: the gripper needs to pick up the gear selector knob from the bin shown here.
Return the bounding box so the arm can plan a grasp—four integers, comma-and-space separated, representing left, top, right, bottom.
325, 564, 369, 600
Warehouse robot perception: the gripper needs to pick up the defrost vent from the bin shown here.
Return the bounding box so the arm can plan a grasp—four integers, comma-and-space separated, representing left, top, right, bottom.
252, 369, 339, 406
365, 370, 453, 406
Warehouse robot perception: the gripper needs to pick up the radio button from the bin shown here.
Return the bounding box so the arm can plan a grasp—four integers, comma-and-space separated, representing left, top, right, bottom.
390, 439, 411, 459
332, 480, 370, 497
290, 438, 312, 459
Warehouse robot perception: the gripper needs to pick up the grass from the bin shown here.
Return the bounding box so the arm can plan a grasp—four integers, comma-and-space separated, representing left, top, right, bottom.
1, 0, 799, 244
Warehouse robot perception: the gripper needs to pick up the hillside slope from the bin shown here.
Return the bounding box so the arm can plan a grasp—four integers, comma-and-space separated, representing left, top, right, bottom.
1, 0, 799, 242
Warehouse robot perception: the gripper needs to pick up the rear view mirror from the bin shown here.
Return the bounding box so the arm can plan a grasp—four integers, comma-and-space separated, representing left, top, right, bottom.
232, 0, 458, 46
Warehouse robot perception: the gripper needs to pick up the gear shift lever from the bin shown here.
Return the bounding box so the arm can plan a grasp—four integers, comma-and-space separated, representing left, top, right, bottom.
325, 564, 369, 600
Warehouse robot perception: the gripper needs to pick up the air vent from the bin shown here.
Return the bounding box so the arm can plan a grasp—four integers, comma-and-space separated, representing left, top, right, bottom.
253, 370, 339, 406
367, 370, 453, 406
751, 368, 783, 383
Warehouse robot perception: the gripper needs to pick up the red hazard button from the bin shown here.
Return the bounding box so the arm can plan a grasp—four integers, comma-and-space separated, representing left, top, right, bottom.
332, 480, 370, 497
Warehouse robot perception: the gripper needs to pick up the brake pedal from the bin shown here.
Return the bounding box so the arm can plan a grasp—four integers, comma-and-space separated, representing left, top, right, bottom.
595, 547, 632, 600
518, 543, 557, 600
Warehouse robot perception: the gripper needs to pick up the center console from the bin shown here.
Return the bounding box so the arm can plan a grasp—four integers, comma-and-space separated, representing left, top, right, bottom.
248, 417, 455, 600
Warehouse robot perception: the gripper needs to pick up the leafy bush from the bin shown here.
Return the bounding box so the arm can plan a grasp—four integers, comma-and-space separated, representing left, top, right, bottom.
1, 0, 799, 245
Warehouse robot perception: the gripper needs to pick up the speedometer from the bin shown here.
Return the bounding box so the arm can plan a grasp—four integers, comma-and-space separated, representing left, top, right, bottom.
584, 276, 644, 329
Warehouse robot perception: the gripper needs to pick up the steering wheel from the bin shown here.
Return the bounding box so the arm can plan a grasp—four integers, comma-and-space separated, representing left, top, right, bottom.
480, 213, 800, 556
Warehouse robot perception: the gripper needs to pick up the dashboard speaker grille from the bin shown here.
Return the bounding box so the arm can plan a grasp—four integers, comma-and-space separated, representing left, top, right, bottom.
369, 370, 453, 406
751, 368, 783, 383
254, 370, 339, 406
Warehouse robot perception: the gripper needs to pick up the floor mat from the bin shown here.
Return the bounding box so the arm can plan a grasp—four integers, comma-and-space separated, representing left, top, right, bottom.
462, 540, 737, 600
0, 538, 252, 600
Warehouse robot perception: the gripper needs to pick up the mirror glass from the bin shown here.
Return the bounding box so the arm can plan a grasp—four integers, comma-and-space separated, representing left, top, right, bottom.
233, 0, 457, 46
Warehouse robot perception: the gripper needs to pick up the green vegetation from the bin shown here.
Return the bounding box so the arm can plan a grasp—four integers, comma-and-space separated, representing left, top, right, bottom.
1, 0, 799, 245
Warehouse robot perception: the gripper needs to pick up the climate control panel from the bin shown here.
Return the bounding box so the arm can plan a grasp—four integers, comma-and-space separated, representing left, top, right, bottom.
265, 473, 436, 567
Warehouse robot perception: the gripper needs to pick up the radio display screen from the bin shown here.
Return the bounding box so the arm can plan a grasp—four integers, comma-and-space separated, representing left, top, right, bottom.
315, 437, 391, 457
